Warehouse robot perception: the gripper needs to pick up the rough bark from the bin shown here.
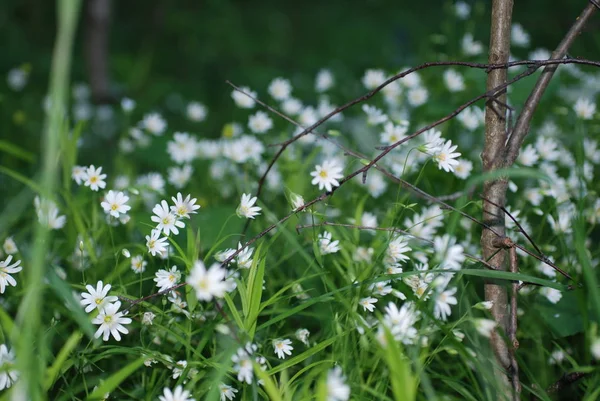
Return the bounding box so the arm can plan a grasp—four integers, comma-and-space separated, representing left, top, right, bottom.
482, 0, 513, 394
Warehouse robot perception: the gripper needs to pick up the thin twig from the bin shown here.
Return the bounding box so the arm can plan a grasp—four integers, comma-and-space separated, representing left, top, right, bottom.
509, 246, 521, 397
504, 4, 598, 166
480, 195, 544, 257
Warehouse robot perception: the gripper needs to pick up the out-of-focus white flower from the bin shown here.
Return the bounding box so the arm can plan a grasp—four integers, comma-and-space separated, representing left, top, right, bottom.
326, 366, 350, 401
540, 287, 562, 304
231, 86, 256, 108
316, 69, 334, 92
268, 77, 292, 100
188, 260, 229, 301
574, 98, 596, 120
186, 101, 207, 122
511, 23, 530, 47
443, 69, 465, 92
407, 87, 428, 107
141, 112, 167, 136
248, 111, 273, 134
362, 69, 386, 89
462, 33, 484, 56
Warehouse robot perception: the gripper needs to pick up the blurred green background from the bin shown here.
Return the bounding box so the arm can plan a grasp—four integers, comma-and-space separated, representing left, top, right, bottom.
1, 0, 599, 207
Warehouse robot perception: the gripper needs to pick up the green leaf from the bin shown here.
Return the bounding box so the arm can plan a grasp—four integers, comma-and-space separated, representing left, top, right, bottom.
537, 290, 588, 338
253, 361, 283, 401
44, 331, 82, 390
0, 140, 35, 163
47, 268, 95, 339
268, 335, 338, 375
85, 357, 146, 400
245, 246, 265, 338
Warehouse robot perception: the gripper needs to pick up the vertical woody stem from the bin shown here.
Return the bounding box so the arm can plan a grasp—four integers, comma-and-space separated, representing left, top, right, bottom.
482, 0, 513, 394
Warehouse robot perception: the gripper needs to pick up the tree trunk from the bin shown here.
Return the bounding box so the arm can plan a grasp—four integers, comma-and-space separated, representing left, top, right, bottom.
482, 0, 513, 396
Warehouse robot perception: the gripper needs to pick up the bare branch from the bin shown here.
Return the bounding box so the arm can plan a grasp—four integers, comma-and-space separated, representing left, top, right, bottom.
504, 3, 597, 166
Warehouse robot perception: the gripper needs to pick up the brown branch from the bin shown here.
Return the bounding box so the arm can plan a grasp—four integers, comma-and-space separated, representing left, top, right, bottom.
509, 246, 521, 398
482, 0, 514, 387
481, 195, 544, 259
504, 3, 598, 166
530, 371, 588, 401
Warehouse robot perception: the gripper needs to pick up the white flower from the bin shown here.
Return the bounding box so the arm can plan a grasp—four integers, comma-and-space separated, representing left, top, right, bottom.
0, 255, 22, 294
146, 229, 168, 256
453, 159, 473, 179
380, 302, 420, 345
474, 319, 496, 338
3, 237, 18, 255
316, 69, 334, 92
380, 121, 408, 145
158, 385, 195, 401
457, 106, 484, 130
152, 200, 185, 236
100, 190, 131, 218
92, 301, 132, 341
362, 69, 386, 89
171, 360, 188, 379
72, 165, 87, 185
130, 255, 146, 273
318, 231, 340, 255
386, 236, 411, 264
432, 140, 461, 172
248, 111, 273, 134
517, 144, 539, 166
236, 243, 254, 269
188, 260, 228, 301
80, 280, 118, 313
295, 328, 310, 346
362, 104, 388, 125
0, 344, 18, 390
290, 192, 305, 211
167, 132, 198, 164
326, 366, 350, 401
359, 297, 378, 312
370, 280, 393, 297
364, 172, 387, 198
121, 97, 136, 112
511, 23, 530, 47
7, 67, 27, 91
34, 197, 67, 230
574, 98, 596, 120
443, 69, 465, 92
272, 338, 293, 359
535, 137, 561, 161
434, 287, 458, 321
591, 337, 600, 360
142, 312, 156, 325
407, 87, 428, 107
462, 33, 483, 56
84, 165, 107, 191
282, 97, 303, 115
540, 287, 562, 304
236, 193, 262, 219
171, 193, 201, 219
231, 344, 261, 384
231, 86, 256, 108
142, 112, 167, 135
268, 77, 292, 100
154, 266, 181, 292
168, 164, 193, 189
434, 235, 465, 270
454, 1, 470, 19
529, 48, 551, 61
186, 101, 207, 122
311, 160, 344, 192
219, 383, 238, 401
